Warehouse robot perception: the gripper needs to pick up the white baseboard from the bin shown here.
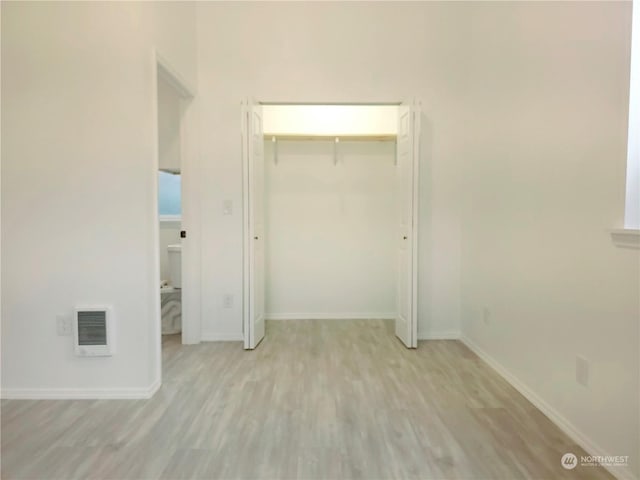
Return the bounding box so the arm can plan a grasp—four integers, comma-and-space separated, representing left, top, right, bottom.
0, 378, 161, 400
201, 332, 243, 342
460, 335, 637, 480
265, 313, 395, 320
418, 330, 460, 340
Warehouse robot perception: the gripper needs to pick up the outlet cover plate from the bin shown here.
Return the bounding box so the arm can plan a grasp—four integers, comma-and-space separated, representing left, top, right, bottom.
223, 294, 233, 309
576, 356, 589, 387
482, 307, 491, 325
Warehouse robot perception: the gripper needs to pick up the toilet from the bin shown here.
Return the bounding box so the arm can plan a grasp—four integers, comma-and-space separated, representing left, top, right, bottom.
161, 244, 182, 335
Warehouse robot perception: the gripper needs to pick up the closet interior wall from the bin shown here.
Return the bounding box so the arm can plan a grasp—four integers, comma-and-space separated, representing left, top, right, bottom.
264, 139, 397, 320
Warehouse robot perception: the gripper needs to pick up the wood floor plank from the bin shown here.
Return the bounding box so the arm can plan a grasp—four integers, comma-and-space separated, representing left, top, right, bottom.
1, 319, 615, 479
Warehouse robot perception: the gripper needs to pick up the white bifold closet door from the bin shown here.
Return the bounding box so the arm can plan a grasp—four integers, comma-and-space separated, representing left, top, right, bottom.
242, 99, 265, 349
395, 102, 420, 348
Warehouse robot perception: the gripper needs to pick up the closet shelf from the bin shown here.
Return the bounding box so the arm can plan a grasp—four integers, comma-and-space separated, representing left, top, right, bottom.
265, 133, 397, 166
264, 134, 396, 142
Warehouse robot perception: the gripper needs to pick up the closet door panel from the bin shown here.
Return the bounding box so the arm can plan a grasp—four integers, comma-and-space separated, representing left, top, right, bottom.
395, 102, 419, 348
243, 100, 265, 349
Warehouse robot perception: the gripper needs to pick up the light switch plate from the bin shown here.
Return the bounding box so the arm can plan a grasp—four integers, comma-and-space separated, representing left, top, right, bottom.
223, 200, 233, 215
56, 314, 72, 336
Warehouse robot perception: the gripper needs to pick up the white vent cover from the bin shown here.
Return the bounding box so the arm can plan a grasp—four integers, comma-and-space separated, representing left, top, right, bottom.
73, 307, 114, 356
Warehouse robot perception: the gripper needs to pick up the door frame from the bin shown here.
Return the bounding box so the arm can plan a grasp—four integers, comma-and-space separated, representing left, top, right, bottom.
409, 102, 421, 348
241, 100, 421, 349
151, 50, 200, 389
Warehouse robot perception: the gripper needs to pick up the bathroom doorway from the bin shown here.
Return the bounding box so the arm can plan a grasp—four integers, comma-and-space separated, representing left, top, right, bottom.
157, 75, 183, 345
153, 53, 200, 371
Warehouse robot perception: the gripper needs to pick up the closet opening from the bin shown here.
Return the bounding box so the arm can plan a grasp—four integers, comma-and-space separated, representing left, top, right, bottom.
242, 102, 420, 350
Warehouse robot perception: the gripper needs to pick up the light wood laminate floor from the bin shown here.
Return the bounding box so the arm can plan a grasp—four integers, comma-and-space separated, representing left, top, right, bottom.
2, 319, 613, 480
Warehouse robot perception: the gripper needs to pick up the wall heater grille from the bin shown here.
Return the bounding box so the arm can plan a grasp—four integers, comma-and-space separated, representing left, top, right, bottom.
74, 307, 114, 356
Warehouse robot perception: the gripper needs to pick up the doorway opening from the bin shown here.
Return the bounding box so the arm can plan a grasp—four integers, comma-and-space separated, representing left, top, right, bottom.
157, 73, 183, 347
242, 102, 420, 350
153, 56, 196, 372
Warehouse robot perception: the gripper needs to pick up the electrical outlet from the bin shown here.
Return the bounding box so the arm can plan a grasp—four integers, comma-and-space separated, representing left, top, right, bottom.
482, 307, 491, 325
223, 200, 233, 216
576, 356, 589, 387
223, 294, 234, 309
56, 314, 72, 336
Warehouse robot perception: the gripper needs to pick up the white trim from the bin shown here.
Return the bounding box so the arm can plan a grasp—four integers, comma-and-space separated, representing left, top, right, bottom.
1, 379, 161, 400
242, 100, 251, 349
150, 51, 163, 399
177, 74, 202, 345
265, 313, 395, 320
411, 101, 421, 349
201, 332, 243, 342
418, 330, 460, 340
460, 335, 637, 480
610, 228, 640, 249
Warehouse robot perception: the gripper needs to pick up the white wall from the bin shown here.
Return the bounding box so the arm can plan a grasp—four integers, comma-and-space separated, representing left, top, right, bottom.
157, 75, 181, 172
196, 2, 469, 340
265, 140, 396, 319
263, 105, 398, 136
1, 1, 197, 396
460, 3, 639, 479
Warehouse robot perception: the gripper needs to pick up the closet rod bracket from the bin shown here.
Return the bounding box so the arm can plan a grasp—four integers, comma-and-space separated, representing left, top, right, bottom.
272, 136, 278, 165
